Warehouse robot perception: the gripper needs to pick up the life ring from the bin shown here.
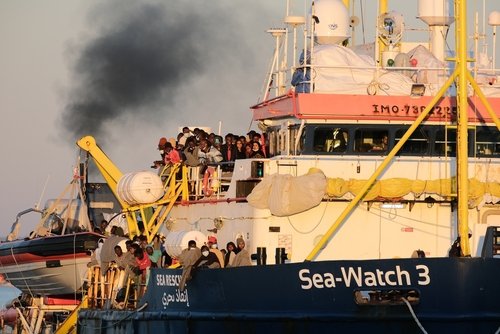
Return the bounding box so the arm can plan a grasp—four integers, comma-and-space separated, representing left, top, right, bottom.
202, 167, 216, 196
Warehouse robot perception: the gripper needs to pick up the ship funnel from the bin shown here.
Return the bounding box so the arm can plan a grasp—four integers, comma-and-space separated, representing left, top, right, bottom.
313, 0, 350, 45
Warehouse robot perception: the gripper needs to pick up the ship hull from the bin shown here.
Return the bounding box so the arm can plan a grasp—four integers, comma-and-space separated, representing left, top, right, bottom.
0, 232, 101, 296
78, 257, 500, 333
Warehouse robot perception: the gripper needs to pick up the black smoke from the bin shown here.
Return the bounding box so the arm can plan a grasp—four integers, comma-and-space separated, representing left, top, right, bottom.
62, 1, 228, 142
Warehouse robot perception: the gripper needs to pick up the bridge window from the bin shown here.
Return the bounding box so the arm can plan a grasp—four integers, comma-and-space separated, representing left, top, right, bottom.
476, 127, 500, 157
395, 127, 429, 155
434, 129, 456, 156
313, 127, 348, 153
354, 129, 388, 153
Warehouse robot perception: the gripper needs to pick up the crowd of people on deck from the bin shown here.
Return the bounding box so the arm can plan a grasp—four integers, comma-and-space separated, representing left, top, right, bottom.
90, 219, 253, 303
152, 127, 267, 175
177, 236, 252, 290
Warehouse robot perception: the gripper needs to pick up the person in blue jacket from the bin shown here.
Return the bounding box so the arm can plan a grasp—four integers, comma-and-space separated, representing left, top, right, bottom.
291, 50, 311, 93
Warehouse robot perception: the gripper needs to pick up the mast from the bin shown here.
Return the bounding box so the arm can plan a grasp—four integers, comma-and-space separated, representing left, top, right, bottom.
455, 0, 471, 256
454, 1, 500, 256
377, 0, 388, 63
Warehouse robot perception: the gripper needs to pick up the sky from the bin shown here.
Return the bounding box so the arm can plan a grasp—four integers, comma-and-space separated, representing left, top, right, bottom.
0, 0, 281, 238
0, 0, 499, 239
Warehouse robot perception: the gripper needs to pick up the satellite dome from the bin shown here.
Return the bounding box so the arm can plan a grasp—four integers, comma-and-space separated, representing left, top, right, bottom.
314, 0, 350, 45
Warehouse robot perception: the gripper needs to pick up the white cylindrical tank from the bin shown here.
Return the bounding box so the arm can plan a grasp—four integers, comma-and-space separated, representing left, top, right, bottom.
117, 171, 164, 205
418, 0, 454, 26
314, 0, 350, 45
164, 230, 207, 257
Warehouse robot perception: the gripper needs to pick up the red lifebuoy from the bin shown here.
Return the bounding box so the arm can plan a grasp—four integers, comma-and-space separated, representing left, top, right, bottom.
202, 167, 215, 196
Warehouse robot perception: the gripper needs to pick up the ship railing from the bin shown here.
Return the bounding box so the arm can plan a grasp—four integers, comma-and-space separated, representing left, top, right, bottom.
298, 63, 453, 95
184, 162, 234, 200
265, 60, 500, 100
474, 68, 500, 88
158, 162, 184, 194
86, 263, 147, 310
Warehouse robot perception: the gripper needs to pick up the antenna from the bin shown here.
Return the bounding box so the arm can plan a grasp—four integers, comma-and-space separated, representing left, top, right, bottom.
285, 15, 306, 69
35, 174, 51, 210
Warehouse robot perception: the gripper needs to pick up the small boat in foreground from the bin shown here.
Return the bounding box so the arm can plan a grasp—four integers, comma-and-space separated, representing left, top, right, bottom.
0, 232, 101, 296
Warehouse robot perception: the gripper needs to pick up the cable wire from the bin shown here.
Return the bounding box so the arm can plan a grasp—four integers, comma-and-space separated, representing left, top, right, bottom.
402, 297, 428, 334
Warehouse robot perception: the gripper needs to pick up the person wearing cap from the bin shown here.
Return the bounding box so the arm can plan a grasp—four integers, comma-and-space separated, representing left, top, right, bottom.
230, 238, 252, 267
152, 137, 167, 170
158, 142, 181, 181
207, 236, 225, 268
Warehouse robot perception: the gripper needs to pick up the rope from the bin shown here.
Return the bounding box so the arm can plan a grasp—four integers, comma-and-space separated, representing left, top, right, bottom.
30, 181, 74, 238
367, 79, 391, 96
73, 233, 78, 303
287, 201, 329, 234
9, 246, 34, 299
360, 0, 366, 44
401, 297, 428, 334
